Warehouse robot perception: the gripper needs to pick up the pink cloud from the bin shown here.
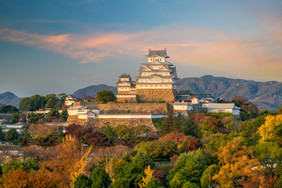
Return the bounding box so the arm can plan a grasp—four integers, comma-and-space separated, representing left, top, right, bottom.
0, 23, 281, 81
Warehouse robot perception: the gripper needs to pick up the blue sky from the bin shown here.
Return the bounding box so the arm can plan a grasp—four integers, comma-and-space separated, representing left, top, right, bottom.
0, 0, 282, 97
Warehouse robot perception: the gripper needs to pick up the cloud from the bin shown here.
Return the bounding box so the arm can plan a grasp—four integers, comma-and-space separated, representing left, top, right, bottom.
0, 23, 281, 81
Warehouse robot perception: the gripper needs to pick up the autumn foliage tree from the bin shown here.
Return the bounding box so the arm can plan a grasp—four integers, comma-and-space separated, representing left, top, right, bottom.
213, 137, 262, 187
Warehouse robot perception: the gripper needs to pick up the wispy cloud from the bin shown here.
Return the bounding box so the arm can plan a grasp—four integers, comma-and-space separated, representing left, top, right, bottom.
0, 22, 281, 80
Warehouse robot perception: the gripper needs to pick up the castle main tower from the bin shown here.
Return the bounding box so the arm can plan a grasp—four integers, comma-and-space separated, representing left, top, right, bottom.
135, 49, 178, 102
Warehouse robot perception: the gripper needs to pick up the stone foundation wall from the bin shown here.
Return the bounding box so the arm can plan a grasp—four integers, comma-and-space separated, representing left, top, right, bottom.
94, 118, 156, 131
98, 102, 168, 114
117, 97, 137, 103
135, 89, 176, 103
67, 115, 87, 125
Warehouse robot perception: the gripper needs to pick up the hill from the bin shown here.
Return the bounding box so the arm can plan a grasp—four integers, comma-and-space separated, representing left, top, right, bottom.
72, 84, 117, 98
72, 76, 281, 110
0, 91, 21, 108
178, 75, 282, 110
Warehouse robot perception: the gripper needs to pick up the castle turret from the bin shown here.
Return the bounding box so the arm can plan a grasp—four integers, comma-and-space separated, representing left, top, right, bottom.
135, 49, 178, 102
116, 73, 137, 102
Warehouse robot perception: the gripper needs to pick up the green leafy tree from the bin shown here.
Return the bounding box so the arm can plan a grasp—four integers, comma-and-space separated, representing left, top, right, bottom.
169, 150, 211, 187
135, 139, 178, 159
60, 109, 68, 121
0, 127, 5, 141
133, 151, 155, 169
114, 125, 134, 142
19, 97, 32, 111
232, 96, 258, 120
102, 125, 117, 141
45, 97, 58, 109
5, 128, 19, 143
200, 164, 220, 188
109, 178, 130, 188
1, 158, 39, 174
74, 174, 92, 188
145, 178, 164, 188
46, 108, 60, 121
11, 113, 20, 123
183, 111, 200, 138
27, 112, 45, 123
162, 107, 183, 135
254, 141, 282, 172
58, 93, 67, 103
90, 167, 111, 188
30, 94, 46, 111
96, 89, 116, 103
0, 105, 19, 113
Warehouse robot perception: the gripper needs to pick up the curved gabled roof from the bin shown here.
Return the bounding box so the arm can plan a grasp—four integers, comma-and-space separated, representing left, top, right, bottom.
145, 49, 169, 58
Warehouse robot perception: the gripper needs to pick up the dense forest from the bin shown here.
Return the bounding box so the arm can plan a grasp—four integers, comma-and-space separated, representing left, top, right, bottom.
0, 99, 281, 188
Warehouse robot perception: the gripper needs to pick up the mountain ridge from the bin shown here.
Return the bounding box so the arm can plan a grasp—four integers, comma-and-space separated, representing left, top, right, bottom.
2, 75, 281, 110
72, 75, 282, 110
0, 91, 21, 108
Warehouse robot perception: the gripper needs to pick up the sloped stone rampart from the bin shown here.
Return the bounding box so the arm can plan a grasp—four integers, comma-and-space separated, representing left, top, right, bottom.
135, 89, 176, 102
94, 118, 156, 131
98, 102, 168, 114
67, 115, 87, 125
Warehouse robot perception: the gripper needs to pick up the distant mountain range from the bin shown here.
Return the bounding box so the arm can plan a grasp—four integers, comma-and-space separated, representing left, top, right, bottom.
1, 75, 281, 110
0, 91, 21, 108
72, 75, 282, 110
72, 84, 117, 98
177, 75, 282, 110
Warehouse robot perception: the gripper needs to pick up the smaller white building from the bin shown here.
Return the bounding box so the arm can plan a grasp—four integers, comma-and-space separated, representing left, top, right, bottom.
67, 105, 99, 121
202, 103, 240, 115
173, 102, 193, 111
65, 95, 78, 106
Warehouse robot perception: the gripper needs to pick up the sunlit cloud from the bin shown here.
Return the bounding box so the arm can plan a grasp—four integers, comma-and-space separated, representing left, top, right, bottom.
0, 21, 281, 81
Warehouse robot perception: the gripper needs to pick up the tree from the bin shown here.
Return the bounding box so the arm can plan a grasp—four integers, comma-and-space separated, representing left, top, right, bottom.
179, 137, 202, 153
11, 113, 20, 123
114, 125, 134, 142
169, 150, 211, 187
27, 112, 45, 123
19, 97, 32, 111
5, 128, 19, 143
102, 125, 117, 141
213, 137, 261, 187
58, 93, 67, 103
135, 139, 178, 159
162, 107, 183, 135
138, 165, 155, 188
60, 109, 68, 121
200, 164, 219, 188
45, 98, 58, 109
278, 104, 282, 114
74, 174, 92, 188
30, 94, 46, 111
90, 167, 111, 188
254, 141, 282, 172
258, 114, 282, 145
0, 127, 5, 141
145, 178, 164, 188
96, 89, 116, 103
0, 105, 19, 113
46, 108, 60, 121
183, 111, 200, 138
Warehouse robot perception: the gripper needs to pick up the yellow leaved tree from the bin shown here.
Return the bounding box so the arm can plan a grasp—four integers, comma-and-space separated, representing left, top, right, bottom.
258, 114, 282, 144
138, 165, 155, 188
213, 137, 262, 188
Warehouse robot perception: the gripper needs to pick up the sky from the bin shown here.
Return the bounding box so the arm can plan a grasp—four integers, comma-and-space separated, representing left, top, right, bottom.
0, 0, 282, 97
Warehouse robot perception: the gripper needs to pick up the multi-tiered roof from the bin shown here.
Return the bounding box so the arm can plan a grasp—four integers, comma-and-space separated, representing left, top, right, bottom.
135, 49, 178, 89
